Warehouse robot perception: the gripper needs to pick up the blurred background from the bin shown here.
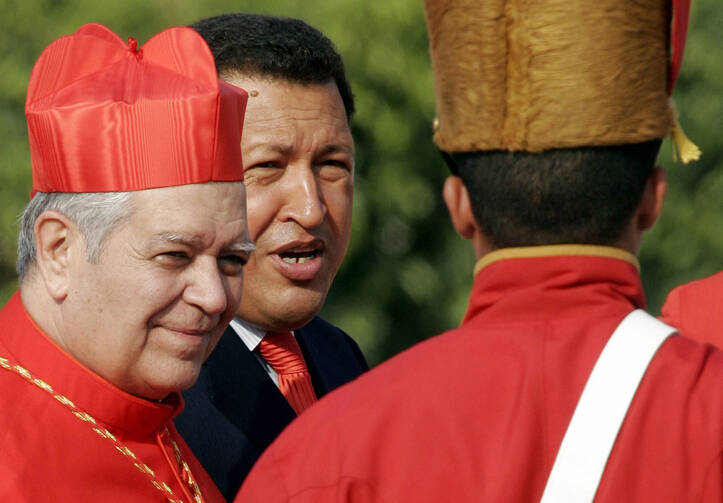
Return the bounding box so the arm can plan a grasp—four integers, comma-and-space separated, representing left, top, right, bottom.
1, 0, 721, 365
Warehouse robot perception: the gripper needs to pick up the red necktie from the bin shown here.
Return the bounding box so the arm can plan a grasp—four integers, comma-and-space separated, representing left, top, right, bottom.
257, 331, 317, 415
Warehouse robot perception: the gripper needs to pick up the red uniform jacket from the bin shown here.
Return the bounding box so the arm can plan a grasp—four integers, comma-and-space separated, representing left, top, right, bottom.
661, 270, 723, 349
237, 247, 723, 502
0, 292, 224, 503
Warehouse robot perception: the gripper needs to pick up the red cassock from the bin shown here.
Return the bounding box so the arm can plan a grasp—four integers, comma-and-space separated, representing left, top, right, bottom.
0, 292, 225, 503
661, 271, 723, 349
236, 247, 723, 502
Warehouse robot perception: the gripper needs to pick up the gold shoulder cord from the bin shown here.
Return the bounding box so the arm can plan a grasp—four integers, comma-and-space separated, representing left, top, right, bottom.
0, 356, 205, 503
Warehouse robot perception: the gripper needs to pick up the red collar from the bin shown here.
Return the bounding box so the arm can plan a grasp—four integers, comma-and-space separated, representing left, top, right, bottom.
0, 291, 181, 438
464, 247, 645, 325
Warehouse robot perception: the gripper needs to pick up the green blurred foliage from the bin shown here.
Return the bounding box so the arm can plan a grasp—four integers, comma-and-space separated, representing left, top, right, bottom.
1, 0, 720, 365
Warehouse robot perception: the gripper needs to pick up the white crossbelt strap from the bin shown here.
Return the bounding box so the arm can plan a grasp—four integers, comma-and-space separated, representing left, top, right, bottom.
539, 309, 677, 503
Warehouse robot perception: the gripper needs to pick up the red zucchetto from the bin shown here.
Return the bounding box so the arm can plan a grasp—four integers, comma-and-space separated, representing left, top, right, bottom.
25, 23, 247, 196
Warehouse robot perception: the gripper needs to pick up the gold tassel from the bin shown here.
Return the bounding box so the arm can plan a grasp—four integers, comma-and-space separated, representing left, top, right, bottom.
669, 100, 701, 164
671, 118, 701, 163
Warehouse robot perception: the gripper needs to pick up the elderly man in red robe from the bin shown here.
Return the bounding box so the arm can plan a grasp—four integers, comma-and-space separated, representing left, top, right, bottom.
235, 0, 722, 502
0, 23, 253, 502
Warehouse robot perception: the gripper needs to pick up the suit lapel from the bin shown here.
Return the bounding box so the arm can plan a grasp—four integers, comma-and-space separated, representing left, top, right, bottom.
205, 326, 296, 451
296, 318, 361, 398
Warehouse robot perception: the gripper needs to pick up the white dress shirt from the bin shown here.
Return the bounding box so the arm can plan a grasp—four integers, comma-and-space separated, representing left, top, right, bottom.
229, 317, 300, 388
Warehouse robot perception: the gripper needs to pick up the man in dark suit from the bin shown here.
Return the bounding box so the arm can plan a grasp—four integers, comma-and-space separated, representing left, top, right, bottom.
174, 13, 368, 501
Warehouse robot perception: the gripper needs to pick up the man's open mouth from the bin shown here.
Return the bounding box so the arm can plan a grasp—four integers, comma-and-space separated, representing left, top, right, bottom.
279, 249, 321, 264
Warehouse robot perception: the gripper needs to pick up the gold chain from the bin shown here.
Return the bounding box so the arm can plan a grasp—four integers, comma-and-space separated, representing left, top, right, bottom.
0, 355, 205, 503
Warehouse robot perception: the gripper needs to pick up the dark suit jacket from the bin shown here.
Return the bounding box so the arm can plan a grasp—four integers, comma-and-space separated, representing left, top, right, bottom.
175, 316, 368, 501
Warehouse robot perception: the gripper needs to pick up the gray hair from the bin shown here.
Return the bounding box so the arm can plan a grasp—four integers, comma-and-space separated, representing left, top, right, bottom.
17, 191, 134, 282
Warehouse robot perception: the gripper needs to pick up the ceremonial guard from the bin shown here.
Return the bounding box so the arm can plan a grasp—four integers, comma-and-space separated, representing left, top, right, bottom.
0, 23, 251, 502
236, 0, 722, 501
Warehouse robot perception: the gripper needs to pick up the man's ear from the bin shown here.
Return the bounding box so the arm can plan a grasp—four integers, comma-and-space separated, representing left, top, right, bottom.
637, 167, 667, 231
34, 211, 79, 301
443, 176, 478, 240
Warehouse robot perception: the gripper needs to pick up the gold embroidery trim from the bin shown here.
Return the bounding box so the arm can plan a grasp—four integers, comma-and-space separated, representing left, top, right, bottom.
473, 244, 640, 276
0, 356, 204, 503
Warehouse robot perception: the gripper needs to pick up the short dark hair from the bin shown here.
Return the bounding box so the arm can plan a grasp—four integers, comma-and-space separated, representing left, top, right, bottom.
190, 13, 354, 119
449, 140, 661, 248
